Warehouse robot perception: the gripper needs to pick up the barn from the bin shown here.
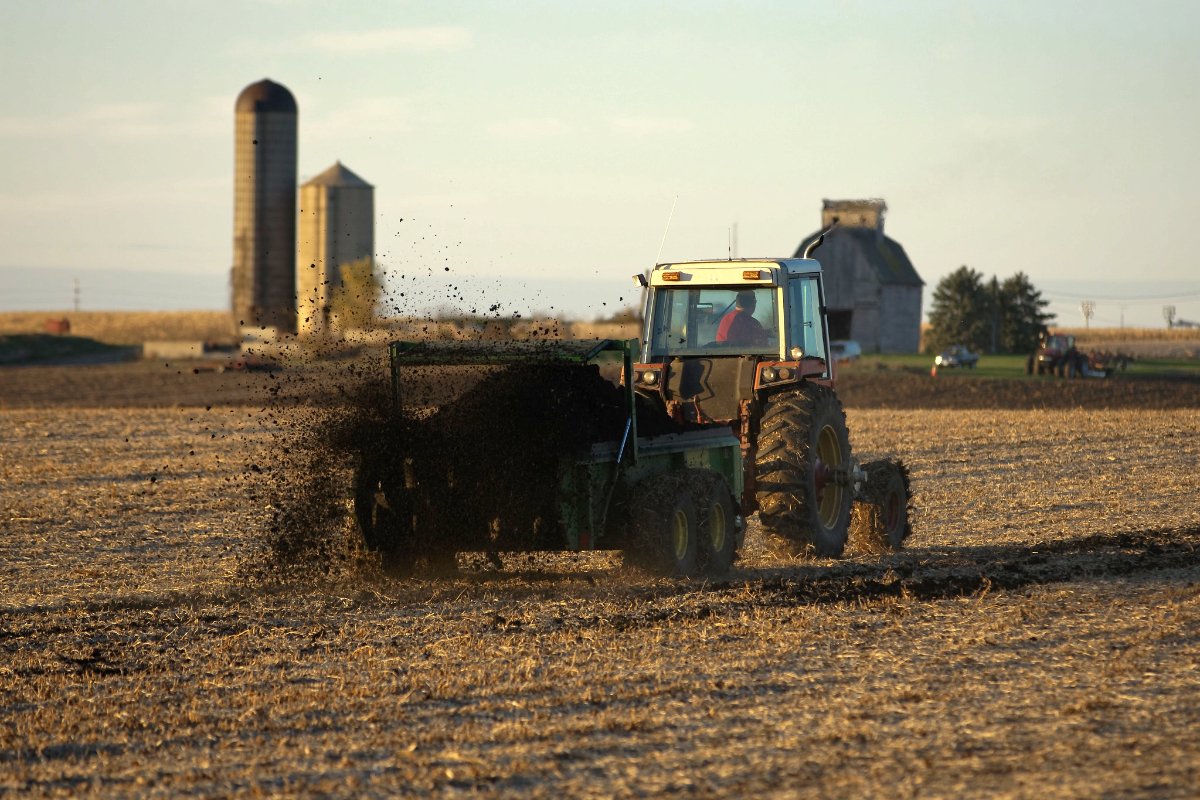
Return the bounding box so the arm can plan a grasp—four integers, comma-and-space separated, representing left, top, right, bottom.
794, 199, 923, 353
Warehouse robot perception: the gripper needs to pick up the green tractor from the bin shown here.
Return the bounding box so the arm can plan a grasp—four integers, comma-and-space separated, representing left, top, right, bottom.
355, 338, 750, 577
354, 246, 911, 577
631, 247, 912, 558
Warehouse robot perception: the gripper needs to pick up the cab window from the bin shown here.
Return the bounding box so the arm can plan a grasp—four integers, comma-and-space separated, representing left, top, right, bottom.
787, 276, 827, 362
648, 286, 778, 358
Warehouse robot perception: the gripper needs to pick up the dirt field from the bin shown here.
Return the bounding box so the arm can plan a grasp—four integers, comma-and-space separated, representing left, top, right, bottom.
2, 356, 1198, 412
2, 364, 1199, 798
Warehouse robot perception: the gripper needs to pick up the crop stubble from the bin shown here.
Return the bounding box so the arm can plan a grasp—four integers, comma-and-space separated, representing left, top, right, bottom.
2, 395, 1200, 797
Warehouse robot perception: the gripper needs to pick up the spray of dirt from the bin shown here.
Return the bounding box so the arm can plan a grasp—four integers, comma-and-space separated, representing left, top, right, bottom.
249, 361, 398, 579
251, 347, 682, 578
406, 361, 681, 553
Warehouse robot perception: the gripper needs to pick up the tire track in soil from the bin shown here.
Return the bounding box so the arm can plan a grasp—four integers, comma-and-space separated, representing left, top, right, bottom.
2, 528, 1195, 710
5, 527, 1195, 645
534, 526, 1200, 633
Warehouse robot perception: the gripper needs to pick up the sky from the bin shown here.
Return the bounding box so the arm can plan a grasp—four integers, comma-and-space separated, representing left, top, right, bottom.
2, 0, 1199, 327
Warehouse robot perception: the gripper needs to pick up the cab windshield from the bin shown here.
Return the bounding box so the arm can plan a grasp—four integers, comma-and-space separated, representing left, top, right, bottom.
648, 286, 779, 358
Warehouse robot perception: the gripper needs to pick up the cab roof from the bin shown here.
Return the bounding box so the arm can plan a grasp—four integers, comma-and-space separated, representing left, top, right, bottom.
649, 258, 823, 287
654, 257, 822, 275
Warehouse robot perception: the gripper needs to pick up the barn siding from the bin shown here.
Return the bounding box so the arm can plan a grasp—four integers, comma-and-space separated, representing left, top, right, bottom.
798, 200, 924, 353
879, 284, 923, 352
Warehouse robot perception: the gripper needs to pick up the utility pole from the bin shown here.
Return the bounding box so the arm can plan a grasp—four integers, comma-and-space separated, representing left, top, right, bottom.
1080, 300, 1095, 330
989, 276, 1000, 354
1164, 305, 1176, 329
73, 278, 80, 312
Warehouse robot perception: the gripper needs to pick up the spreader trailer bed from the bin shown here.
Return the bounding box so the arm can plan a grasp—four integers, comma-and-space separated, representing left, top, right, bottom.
355, 338, 747, 576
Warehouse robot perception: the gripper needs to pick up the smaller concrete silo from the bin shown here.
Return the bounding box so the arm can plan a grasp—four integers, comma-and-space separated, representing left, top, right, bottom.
296, 162, 375, 336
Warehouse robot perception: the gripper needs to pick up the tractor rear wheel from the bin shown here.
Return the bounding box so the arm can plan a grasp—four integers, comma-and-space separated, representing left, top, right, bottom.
687, 470, 738, 576
756, 385, 853, 557
849, 459, 913, 554
626, 472, 700, 577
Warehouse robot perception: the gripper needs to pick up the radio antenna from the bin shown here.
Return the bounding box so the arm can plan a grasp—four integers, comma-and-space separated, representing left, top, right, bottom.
655, 195, 678, 264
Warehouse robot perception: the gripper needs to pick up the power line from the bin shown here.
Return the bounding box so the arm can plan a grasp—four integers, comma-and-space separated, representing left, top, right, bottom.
1041, 288, 1200, 303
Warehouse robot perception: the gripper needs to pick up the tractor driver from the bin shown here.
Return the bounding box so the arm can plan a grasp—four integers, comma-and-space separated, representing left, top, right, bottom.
716, 289, 769, 346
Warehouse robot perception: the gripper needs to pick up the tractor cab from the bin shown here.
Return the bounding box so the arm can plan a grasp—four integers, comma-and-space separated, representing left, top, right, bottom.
1042, 334, 1076, 356
634, 258, 834, 427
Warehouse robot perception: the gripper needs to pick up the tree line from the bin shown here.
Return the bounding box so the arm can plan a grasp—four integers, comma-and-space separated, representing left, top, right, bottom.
925, 266, 1055, 354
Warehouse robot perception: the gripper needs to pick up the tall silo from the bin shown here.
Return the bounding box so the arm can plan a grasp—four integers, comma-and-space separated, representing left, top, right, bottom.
297, 161, 375, 336
232, 78, 298, 334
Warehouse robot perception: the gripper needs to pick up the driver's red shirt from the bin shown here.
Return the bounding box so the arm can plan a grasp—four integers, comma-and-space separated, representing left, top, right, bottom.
716, 309, 767, 345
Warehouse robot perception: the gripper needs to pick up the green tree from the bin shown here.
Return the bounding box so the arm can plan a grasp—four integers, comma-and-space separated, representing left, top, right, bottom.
998, 272, 1055, 353
928, 267, 1056, 354
926, 266, 990, 353
330, 257, 381, 331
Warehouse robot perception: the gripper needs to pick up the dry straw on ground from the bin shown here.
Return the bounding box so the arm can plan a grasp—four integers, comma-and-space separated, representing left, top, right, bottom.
3, 391, 1198, 797
0, 311, 639, 349
0, 311, 238, 344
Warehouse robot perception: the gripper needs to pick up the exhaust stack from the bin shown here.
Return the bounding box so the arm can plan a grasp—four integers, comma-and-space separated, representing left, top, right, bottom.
802, 224, 837, 259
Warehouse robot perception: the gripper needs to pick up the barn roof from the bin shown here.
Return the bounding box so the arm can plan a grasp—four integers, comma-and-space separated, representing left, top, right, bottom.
794, 227, 923, 287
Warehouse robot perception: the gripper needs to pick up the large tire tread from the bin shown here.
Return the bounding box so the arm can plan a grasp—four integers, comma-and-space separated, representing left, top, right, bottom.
755, 384, 852, 558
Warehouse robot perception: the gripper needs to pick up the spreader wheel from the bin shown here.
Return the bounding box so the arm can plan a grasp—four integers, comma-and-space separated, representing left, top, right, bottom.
849, 459, 913, 554
686, 470, 738, 576
354, 454, 417, 572
626, 472, 700, 577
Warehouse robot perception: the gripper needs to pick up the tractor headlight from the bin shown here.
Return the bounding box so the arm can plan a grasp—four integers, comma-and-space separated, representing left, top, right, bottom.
935, 355, 944, 366
777, 367, 791, 380
761, 366, 778, 382
790, 346, 803, 360
642, 370, 659, 386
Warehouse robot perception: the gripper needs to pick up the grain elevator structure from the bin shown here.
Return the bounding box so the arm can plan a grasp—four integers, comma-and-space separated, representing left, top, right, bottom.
231, 79, 298, 334
296, 162, 375, 336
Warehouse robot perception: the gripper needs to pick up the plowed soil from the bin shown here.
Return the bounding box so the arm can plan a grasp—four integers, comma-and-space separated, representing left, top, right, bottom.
2, 356, 1198, 410
836, 368, 1200, 410
2, 360, 1200, 798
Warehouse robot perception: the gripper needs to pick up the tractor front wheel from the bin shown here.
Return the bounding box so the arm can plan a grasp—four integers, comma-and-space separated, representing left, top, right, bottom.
849, 459, 913, 554
756, 385, 853, 557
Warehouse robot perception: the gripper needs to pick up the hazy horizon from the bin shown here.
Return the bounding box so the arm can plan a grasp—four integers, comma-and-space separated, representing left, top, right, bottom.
2, 1, 1198, 329
3, 264, 1198, 329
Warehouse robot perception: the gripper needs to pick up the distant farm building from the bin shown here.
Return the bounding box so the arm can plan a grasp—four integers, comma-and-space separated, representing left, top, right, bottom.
794, 199, 923, 353
231, 78, 298, 334
296, 162, 375, 336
